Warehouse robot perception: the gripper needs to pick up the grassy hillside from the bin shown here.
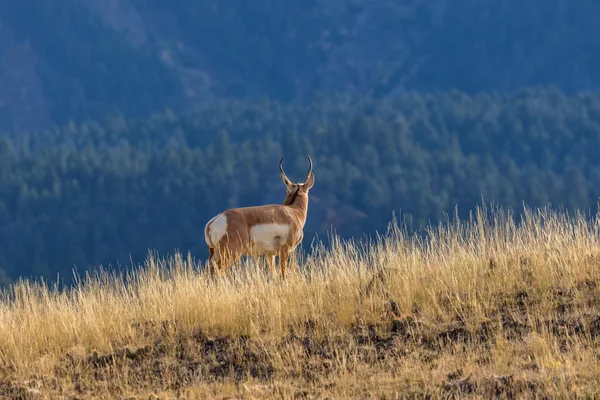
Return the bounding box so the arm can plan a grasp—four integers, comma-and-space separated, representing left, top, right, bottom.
1, 205, 600, 398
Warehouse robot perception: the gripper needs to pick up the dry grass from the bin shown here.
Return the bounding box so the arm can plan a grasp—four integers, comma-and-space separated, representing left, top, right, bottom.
2, 204, 600, 399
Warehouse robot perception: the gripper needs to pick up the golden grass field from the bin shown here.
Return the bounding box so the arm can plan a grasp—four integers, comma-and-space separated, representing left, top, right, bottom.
2, 205, 600, 399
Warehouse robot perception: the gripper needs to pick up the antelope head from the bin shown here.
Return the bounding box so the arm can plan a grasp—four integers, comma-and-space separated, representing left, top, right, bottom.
279, 155, 315, 206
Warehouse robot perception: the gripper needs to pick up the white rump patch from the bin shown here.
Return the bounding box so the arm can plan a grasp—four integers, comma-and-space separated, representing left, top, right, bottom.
249, 224, 291, 254
205, 213, 227, 247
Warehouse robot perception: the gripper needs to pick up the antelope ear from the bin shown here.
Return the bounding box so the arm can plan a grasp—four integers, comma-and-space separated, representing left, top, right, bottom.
304, 172, 315, 189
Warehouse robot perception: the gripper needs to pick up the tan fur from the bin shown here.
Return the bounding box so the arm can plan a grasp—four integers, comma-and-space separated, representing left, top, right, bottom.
205, 156, 315, 278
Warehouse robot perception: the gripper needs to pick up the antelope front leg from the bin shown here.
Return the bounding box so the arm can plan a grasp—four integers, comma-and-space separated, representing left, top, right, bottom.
279, 248, 291, 279
266, 255, 276, 275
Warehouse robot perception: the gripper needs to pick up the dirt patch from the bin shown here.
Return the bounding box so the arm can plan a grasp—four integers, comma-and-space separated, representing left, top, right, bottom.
56, 329, 276, 396
440, 372, 549, 399
0, 380, 35, 400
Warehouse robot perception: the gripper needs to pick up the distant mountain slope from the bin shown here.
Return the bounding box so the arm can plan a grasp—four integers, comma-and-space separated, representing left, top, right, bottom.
1, 0, 600, 132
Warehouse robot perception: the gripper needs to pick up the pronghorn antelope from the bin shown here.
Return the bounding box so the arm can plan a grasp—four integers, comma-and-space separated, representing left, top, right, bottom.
204, 156, 315, 278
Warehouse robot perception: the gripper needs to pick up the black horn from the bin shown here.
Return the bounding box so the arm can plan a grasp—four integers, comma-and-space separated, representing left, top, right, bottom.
304, 155, 313, 182
279, 157, 291, 185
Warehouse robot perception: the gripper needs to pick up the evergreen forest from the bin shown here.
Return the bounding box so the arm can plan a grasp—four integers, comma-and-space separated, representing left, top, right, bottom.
1, 89, 600, 285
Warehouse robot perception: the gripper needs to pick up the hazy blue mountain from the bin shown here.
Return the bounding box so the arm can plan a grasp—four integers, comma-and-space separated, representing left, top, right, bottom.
1, 0, 600, 132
